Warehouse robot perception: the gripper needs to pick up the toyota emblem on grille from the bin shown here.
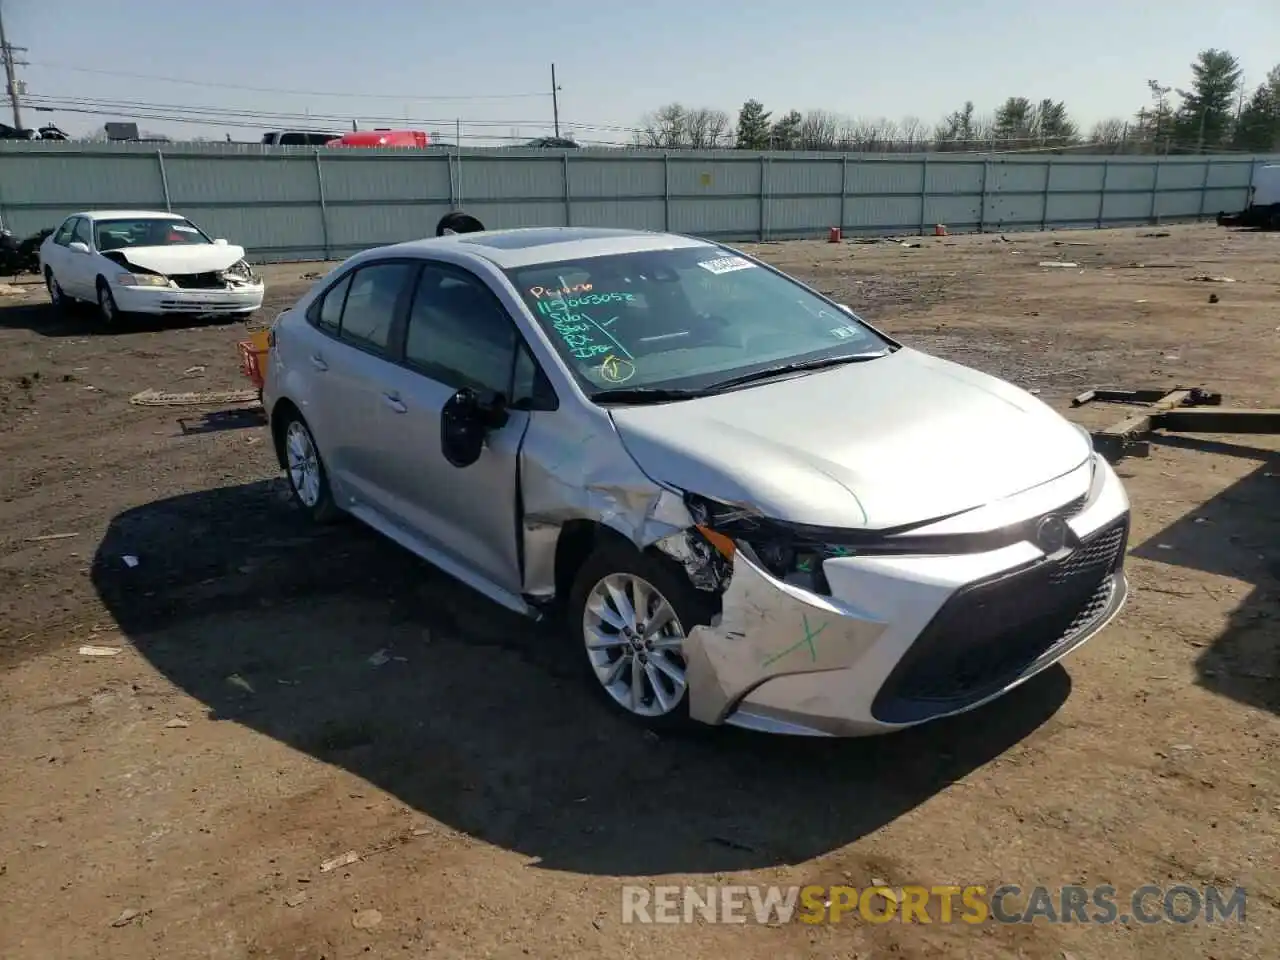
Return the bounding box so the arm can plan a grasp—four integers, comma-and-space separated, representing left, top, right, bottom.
1036, 514, 1070, 554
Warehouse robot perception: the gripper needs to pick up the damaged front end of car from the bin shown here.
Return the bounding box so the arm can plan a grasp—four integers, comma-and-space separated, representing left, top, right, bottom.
516, 413, 889, 732
101, 251, 262, 291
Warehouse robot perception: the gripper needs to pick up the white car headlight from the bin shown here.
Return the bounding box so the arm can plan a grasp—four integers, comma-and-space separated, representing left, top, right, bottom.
116, 272, 170, 288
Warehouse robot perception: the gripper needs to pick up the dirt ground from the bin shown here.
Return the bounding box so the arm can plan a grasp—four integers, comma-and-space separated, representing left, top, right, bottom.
0, 223, 1277, 959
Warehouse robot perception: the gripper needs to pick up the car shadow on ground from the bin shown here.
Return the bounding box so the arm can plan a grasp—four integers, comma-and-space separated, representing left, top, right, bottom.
92, 480, 1071, 877
0, 298, 244, 337
1130, 435, 1280, 716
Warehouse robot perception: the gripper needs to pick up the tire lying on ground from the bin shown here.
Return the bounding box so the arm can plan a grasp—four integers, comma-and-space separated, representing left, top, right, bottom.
436, 211, 486, 236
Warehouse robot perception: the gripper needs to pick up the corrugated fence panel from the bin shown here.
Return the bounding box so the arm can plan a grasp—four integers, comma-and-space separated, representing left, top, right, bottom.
567, 158, 664, 199
1, 143, 1275, 262
669, 158, 760, 197
322, 154, 452, 203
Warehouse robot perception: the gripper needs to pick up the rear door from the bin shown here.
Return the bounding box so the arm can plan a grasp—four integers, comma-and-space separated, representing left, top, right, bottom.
295, 259, 418, 514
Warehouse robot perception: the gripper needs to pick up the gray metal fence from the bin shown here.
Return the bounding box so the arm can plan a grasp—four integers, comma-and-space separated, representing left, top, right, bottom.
0, 142, 1274, 263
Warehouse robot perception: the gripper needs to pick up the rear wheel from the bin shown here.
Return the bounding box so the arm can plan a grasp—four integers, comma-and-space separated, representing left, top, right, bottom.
280, 411, 340, 524
567, 537, 715, 731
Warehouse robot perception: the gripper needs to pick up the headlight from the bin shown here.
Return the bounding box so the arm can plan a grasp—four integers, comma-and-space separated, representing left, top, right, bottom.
224, 259, 255, 280
685, 494, 855, 594
116, 272, 170, 287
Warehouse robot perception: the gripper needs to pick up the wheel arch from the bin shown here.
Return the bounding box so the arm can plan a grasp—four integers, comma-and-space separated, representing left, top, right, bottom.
270, 397, 304, 470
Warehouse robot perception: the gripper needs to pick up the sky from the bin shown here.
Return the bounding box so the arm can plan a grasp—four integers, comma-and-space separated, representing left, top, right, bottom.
4, 0, 1279, 144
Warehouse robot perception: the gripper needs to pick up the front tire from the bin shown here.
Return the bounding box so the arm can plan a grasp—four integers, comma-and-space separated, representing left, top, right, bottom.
280, 412, 340, 524
567, 537, 715, 731
96, 277, 121, 326
45, 268, 68, 311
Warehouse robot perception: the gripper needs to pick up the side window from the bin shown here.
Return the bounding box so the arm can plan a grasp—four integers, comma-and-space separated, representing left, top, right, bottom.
512, 342, 558, 410
52, 218, 76, 245
70, 218, 93, 247
404, 266, 517, 394
314, 273, 352, 334
338, 262, 413, 353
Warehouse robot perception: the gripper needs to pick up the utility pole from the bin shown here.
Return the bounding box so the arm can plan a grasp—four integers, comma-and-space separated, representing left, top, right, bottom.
550, 63, 560, 138
0, 0, 28, 129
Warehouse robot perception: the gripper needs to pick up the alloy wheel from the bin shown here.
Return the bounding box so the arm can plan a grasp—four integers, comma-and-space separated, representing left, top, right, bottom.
285, 420, 322, 508
582, 573, 688, 717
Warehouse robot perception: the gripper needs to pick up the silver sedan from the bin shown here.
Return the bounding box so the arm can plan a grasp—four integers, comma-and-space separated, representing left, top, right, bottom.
263, 226, 1130, 737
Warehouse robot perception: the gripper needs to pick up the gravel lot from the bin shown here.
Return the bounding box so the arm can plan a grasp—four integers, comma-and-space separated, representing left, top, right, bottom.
0, 223, 1277, 959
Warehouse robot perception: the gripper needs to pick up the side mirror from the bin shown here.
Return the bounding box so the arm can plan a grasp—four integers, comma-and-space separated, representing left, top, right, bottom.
440, 387, 509, 468
68, 241, 90, 254
213, 238, 228, 246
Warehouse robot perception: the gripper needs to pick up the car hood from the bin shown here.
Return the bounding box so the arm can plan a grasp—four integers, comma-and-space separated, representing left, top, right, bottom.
114, 244, 247, 275
609, 347, 1091, 530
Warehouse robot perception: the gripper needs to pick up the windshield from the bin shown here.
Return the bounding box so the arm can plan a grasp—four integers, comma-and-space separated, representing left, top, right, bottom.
94, 218, 211, 252
504, 247, 890, 395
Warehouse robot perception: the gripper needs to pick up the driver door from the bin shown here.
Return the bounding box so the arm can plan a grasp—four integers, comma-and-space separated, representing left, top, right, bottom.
372, 262, 532, 596
61, 217, 98, 298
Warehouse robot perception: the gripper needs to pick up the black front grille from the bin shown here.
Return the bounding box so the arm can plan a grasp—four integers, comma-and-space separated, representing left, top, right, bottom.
871, 513, 1129, 724
171, 271, 224, 290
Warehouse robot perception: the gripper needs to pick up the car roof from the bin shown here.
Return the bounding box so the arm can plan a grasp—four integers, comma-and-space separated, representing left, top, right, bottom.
70, 210, 186, 222
374, 227, 717, 269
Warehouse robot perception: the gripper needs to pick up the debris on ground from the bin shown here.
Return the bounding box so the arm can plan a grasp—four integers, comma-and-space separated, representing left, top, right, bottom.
1188, 275, 1235, 283
1209, 293, 1220, 304
164, 718, 190, 729
1039, 261, 1079, 268
121, 555, 139, 569
110, 908, 143, 927
79, 646, 122, 657
226, 674, 255, 695
284, 891, 309, 908
1141, 231, 1172, 238
320, 851, 360, 873
25, 532, 78, 543
129, 388, 258, 407
351, 909, 383, 930
182, 366, 207, 376
1053, 240, 1093, 246
367, 649, 391, 667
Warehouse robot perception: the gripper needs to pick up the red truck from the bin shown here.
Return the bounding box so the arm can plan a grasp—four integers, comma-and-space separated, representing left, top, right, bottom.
326, 129, 431, 148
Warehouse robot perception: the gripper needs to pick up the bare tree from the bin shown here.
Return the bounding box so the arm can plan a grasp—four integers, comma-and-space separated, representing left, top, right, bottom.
798, 110, 841, 150
683, 108, 731, 148
1088, 118, 1129, 153
637, 103, 690, 148
899, 115, 926, 152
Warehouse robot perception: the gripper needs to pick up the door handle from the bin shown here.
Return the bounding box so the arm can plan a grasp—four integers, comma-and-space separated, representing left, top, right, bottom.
309, 354, 328, 372
382, 393, 407, 413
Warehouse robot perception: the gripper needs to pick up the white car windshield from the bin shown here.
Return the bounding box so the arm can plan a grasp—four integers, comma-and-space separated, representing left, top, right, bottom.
505, 247, 890, 395
94, 218, 211, 252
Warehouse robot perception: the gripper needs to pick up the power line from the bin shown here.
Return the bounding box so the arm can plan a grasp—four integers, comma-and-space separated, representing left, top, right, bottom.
25, 60, 550, 102
20, 93, 643, 136
20, 100, 633, 145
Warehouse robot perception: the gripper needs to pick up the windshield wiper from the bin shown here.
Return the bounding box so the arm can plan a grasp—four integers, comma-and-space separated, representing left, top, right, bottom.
590, 387, 714, 405
703, 351, 890, 392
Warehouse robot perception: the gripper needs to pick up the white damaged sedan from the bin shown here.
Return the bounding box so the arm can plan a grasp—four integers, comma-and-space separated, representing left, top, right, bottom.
39, 210, 264, 323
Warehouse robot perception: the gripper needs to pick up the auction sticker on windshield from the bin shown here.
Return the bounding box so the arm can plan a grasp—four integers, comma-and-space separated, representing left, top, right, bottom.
697, 255, 756, 275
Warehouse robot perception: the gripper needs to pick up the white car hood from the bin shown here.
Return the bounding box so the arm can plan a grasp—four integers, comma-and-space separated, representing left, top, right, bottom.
114, 244, 247, 275
609, 347, 1091, 529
